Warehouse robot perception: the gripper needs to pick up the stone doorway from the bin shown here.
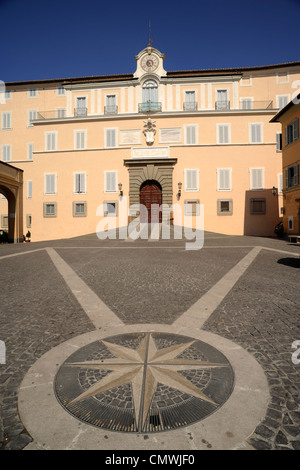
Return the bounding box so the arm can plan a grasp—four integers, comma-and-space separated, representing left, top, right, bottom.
140, 180, 162, 223
124, 158, 177, 225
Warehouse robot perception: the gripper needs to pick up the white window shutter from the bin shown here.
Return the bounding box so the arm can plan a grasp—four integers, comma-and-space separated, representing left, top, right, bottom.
106, 129, 116, 147
186, 126, 196, 144
105, 172, 117, 192
224, 126, 229, 143
293, 118, 299, 140
251, 169, 263, 189
27, 181, 32, 198
185, 169, 198, 191
219, 126, 224, 143
76, 132, 81, 149
218, 169, 231, 190
45, 174, 55, 193
80, 173, 86, 193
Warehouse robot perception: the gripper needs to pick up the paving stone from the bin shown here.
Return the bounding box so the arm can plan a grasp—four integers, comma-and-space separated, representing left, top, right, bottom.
1, 234, 300, 449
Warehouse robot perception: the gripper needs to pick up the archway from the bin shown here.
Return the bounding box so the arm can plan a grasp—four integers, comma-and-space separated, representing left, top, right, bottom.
0, 162, 23, 243
140, 180, 162, 223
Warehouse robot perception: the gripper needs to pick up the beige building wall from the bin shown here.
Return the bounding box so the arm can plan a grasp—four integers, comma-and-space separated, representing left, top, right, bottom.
1, 47, 300, 241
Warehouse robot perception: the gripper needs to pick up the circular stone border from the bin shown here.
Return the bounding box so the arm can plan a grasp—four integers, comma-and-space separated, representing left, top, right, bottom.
18, 324, 269, 450
54, 332, 235, 434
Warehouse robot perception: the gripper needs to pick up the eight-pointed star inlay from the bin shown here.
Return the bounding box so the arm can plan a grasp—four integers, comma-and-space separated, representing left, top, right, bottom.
65, 333, 228, 430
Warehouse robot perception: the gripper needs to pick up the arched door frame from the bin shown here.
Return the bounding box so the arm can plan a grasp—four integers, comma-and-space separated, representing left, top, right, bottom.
0, 162, 23, 243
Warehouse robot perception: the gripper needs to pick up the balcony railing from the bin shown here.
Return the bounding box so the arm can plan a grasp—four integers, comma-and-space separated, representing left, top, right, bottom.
74, 107, 87, 117
239, 100, 273, 110
183, 102, 198, 111
215, 101, 230, 110
139, 101, 162, 113
104, 105, 118, 115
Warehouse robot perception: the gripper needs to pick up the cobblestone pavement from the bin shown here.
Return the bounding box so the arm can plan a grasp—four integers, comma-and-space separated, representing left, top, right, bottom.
0, 232, 299, 450
203, 249, 300, 450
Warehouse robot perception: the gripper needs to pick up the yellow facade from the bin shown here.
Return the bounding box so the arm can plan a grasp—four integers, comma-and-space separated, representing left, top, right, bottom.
1, 46, 300, 241
271, 95, 300, 234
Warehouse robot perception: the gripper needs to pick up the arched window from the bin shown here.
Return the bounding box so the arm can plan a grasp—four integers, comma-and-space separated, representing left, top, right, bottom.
142, 80, 158, 103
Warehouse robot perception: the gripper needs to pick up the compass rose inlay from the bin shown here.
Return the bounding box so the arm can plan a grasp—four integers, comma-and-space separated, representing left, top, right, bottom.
54, 333, 234, 433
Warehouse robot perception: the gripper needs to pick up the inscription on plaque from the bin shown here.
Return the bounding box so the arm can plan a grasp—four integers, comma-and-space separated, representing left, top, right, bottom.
132, 147, 169, 159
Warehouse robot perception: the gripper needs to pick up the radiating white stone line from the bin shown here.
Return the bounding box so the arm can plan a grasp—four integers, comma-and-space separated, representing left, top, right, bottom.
173, 246, 262, 330
0, 248, 46, 260
46, 247, 124, 330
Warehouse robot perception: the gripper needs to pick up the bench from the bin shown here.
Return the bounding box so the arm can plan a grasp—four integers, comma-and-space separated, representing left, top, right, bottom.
289, 234, 300, 244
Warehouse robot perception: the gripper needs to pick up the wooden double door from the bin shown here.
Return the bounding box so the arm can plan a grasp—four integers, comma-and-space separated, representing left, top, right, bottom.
140, 180, 162, 223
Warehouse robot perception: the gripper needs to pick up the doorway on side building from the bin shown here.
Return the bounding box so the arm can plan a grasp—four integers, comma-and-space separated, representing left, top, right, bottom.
140, 180, 162, 223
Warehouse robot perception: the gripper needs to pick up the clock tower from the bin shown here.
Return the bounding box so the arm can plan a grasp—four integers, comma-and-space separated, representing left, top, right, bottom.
134, 45, 167, 79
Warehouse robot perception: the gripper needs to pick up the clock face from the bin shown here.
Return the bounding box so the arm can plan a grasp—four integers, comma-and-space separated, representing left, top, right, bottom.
141, 54, 159, 72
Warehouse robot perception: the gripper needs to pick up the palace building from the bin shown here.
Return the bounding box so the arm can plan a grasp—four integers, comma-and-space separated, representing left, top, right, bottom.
1, 44, 300, 242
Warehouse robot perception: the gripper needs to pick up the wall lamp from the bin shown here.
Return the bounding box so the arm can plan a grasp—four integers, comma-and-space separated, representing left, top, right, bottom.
118, 183, 123, 197
177, 182, 182, 200
272, 186, 278, 196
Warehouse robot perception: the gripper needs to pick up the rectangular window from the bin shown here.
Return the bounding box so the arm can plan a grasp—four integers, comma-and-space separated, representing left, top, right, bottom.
43, 203, 57, 217
240, 76, 252, 87
74, 130, 87, 149
56, 108, 66, 118
73, 202, 87, 217
288, 216, 294, 231
184, 91, 197, 111
4, 90, 11, 100
217, 124, 230, 144
250, 198, 266, 214
2, 112, 11, 129
74, 173, 86, 193
250, 168, 264, 190
217, 199, 233, 215
240, 98, 253, 110
105, 95, 117, 114
26, 214, 32, 228
285, 164, 299, 188
104, 171, 117, 193
217, 169, 232, 191
44, 174, 57, 194
27, 143, 33, 161
285, 118, 299, 145
184, 169, 199, 192
276, 132, 282, 151
277, 95, 289, 109
249, 123, 263, 143
45, 132, 57, 151
184, 200, 200, 216
27, 180, 32, 199
75, 97, 87, 116
28, 110, 37, 127
276, 72, 289, 84
1, 145, 11, 161
57, 86, 65, 95
216, 90, 229, 109
103, 201, 118, 216
28, 88, 37, 97
1, 215, 8, 228
105, 128, 117, 148
185, 125, 197, 145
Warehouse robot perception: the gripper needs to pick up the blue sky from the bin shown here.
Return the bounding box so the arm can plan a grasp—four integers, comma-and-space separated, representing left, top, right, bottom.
1, 0, 300, 82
